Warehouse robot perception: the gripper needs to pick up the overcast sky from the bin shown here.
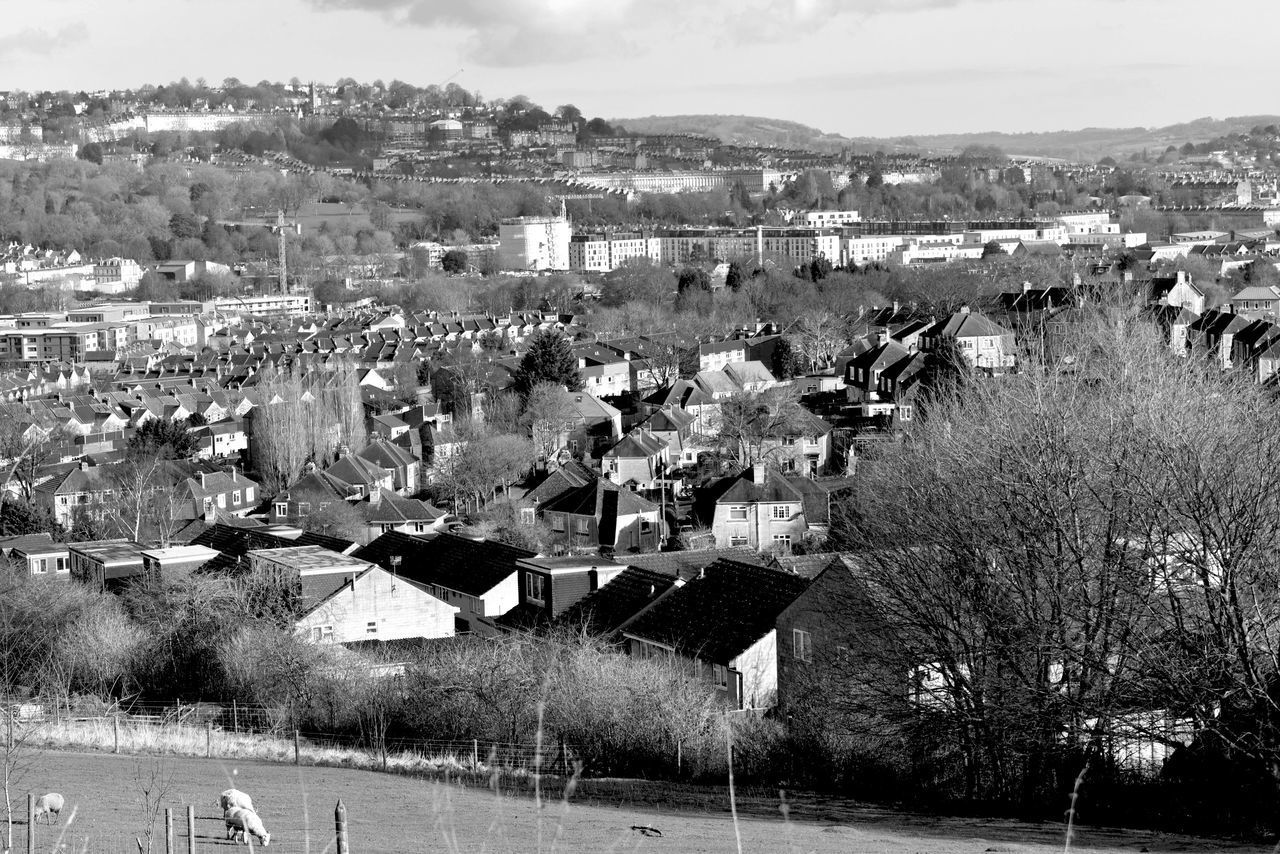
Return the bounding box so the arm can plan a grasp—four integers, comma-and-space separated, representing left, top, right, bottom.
3, 0, 1275, 138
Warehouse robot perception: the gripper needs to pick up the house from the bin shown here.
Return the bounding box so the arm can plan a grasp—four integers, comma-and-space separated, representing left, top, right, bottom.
296, 563, 458, 645
918, 308, 1016, 373
707, 465, 815, 552
34, 463, 112, 529
172, 468, 260, 521
722, 361, 778, 393
618, 558, 808, 710
1150, 270, 1206, 315
496, 554, 626, 632
360, 489, 449, 540
601, 428, 669, 490
323, 452, 394, 499
191, 420, 249, 460
354, 531, 535, 635
1231, 285, 1280, 321
243, 545, 383, 607
554, 565, 681, 636
698, 339, 748, 372
356, 438, 420, 495
636, 406, 699, 466
565, 392, 623, 458
69, 540, 147, 591
539, 477, 663, 553
641, 380, 719, 436
1, 533, 69, 578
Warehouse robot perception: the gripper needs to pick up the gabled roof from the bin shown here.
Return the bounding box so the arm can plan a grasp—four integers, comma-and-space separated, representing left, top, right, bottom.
604, 428, 667, 460
642, 380, 713, 409
623, 547, 765, 581
619, 558, 808, 662
713, 466, 805, 506
926, 310, 1013, 340
524, 459, 596, 505
352, 531, 535, 597
722, 360, 776, 387
540, 477, 659, 519
555, 566, 678, 636
360, 490, 446, 524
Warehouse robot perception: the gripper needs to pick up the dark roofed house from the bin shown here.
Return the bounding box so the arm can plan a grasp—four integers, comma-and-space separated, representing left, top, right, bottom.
539, 477, 663, 554
555, 565, 679, 637
619, 558, 808, 710
496, 554, 626, 633
354, 531, 535, 635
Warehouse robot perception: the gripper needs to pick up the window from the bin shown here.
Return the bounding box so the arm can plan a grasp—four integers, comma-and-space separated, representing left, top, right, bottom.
232, 490, 241, 505
519, 507, 535, 525
793, 628, 811, 662
712, 664, 729, 690
575, 518, 589, 534
245, 487, 255, 501
366, 621, 378, 635
525, 573, 545, 604
55, 557, 68, 573
381, 523, 395, 533
899, 405, 913, 422
299, 502, 312, 515
216, 494, 226, 508
640, 518, 652, 533
729, 535, 748, 546
550, 515, 565, 532
771, 504, 790, 520
729, 505, 747, 520
773, 534, 792, 550
274, 502, 288, 516
312, 625, 333, 642
33, 559, 47, 574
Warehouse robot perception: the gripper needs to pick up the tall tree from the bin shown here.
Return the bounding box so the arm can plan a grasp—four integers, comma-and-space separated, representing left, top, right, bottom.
511, 329, 582, 399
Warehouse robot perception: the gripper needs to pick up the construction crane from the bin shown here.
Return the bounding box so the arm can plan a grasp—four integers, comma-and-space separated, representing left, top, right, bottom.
440, 68, 464, 109
269, 209, 302, 295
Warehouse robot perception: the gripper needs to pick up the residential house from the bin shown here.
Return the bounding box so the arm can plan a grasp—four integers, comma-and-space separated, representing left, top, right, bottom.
722, 361, 778, 393
1150, 270, 1206, 315
707, 465, 815, 552
191, 420, 249, 460
354, 531, 535, 635
356, 439, 420, 495
601, 428, 669, 490
641, 381, 719, 437
1, 533, 69, 578
1232, 285, 1280, 321
243, 546, 384, 608
496, 554, 627, 632
918, 308, 1016, 373
619, 558, 808, 710
296, 563, 458, 645
171, 467, 260, 521
323, 451, 394, 499
637, 407, 701, 467
539, 477, 663, 553
565, 391, 623, 458
554, 565, 681, 636
698, 339, 748, 372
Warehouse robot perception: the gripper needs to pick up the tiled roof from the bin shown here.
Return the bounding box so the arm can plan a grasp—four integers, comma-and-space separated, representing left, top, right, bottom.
352, 531, 535, 597
623, 547, 764, 581
555, 565, 678, 635
620, 558, 808, 662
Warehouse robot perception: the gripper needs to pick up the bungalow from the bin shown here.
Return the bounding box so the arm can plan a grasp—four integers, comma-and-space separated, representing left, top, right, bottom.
619, 558, 808, 710
354, 531, 535, 635
2, 533, 69, 579
296, 563, 458, 645
69, 539, 147, 591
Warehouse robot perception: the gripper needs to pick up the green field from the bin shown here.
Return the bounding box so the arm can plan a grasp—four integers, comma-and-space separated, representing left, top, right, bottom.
10, 750, 1270, 854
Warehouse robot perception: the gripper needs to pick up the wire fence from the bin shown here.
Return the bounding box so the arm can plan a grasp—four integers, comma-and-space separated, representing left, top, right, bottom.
3, 698, 579, 777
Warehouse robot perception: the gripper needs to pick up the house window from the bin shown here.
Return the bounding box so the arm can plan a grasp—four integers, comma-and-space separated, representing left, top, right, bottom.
313, 625, 333, 642
216, 494, 226, 508
729, 535, 748, 546
773, 534, 791, 550
793, 628, 811, 662
33, 559, 47, 574
550, 514, 565, 532
366, 621, 378, 634
526, 573, 545, 604
640, 518, 652, 533
245, 487, 255, 501
381, 523, 395, 533
900, 405, 913, 421
55, 557, 68, 573
519, 507, 535, 525
232, 490, 241, 505
575, 518, 589, 534
712, 664, 729, 690
274, 502, 288, 516
771, 504, 790, 520
729, 505, 747, 520
299, 502, 312, 515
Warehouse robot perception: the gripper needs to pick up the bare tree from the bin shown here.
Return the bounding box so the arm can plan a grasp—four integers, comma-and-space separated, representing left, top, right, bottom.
716, 384, 810, 467
523, 383, 579, 466
131, 757, 176, 854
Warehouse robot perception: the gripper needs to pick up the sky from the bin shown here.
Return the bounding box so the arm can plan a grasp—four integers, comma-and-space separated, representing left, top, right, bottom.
3, 0, 1278, 138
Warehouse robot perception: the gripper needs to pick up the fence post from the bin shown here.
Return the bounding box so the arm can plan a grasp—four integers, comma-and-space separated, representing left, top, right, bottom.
206, 721, 212, 757
335, 800, 349, 854
26, 793, 34, 854
175, 699, 181, 723
294, 730, 300, 765
114, 714, 120, 754
165, 807, 173, 854
232, 700, 238, 733
187, 804, 196, 854
676, 738, 682, 776
561, 739, 568, 775
471, 738, 478, 769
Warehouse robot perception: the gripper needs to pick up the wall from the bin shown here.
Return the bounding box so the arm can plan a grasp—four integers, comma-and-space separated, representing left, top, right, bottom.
298, 566, 456, 643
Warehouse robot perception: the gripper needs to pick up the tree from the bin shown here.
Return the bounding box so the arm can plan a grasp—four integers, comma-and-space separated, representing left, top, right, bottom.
302, 499, 367, 543
511, 329, 583, 399
77, 143, 103, 165
717, 385, 810, 467
725, 261, 744, 292
792, 309, 848, 373
129, 417, 198, 459
600, 258, 672, 307
441, 248, 468, 274
823, 311, 1280, 815
677, 267, 710, 293
523, 383, 579, 465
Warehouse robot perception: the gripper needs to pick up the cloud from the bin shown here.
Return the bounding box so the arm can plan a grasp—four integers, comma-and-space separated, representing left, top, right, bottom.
304, 0, 994, 65
0, 23, 89, 61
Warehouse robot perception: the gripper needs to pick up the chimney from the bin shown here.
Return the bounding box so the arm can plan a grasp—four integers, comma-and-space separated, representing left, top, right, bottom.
876, 326, 890, 346
959, 305, 971, 314
892, 300, 900, 313
231, 465, 237, 482
199, 471, 206, 489
751, 464, 766, 486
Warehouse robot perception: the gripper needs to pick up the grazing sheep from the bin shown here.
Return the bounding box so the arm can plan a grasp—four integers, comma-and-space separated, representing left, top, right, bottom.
218, 788, 255, 813
34, 793, 64, 825
224, 806, 270, 847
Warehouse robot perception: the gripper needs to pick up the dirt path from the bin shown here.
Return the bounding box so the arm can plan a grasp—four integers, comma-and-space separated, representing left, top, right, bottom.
10, 750, 1271, 854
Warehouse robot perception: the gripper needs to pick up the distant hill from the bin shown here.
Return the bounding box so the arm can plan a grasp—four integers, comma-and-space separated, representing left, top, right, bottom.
611, 114, 852, 151
615, 113, 1280, 162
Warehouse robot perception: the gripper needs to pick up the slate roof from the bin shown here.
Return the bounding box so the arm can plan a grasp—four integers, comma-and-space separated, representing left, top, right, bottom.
352, 531, 535, 597
523, 459, 596, 505
713, 466, 807, 505
642, 380, 713, 409
191, 522, 355, 573
604, 428, 667, 460
623, 547, 765, 581
926, 310, 1013, 340
619, 558, 808, 662
555, 565, 678, 636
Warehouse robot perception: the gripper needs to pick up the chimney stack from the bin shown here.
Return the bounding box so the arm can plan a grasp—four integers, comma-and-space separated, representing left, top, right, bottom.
751, 464, 766, 486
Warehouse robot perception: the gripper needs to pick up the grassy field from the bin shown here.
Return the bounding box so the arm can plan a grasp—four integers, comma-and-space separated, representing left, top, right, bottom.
8, 750, 1273, 854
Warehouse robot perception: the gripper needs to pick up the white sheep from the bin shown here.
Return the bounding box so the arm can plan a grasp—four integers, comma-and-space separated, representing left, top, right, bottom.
224, 806, 270, 847
33, 792, 64, 825
218, 788, 255, 813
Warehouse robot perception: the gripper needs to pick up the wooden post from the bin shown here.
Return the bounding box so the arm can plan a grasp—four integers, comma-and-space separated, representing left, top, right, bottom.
232, 700, 238, 733
561, 739, 568, 775
186, 804, 196, 854
206, 721, 212, 757
26, 793, 34, 854
114, 714, 120, 754
472, 738, 478, 769
334, 800, 349, 854
294, 730, 300, 765
164, 807, 174, 854
676, 738, 682, 776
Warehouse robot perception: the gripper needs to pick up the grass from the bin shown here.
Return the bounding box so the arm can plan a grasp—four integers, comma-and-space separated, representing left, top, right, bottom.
8, 720, 1275, 853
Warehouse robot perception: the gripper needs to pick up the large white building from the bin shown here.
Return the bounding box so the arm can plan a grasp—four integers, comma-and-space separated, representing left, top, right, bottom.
568, 232, 660, 272
497, 216, 572, 272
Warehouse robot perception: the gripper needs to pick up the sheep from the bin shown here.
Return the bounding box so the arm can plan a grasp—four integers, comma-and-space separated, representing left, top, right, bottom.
217, 788, 255, 813
224, 806, 270, 847
33, 793, 64, 825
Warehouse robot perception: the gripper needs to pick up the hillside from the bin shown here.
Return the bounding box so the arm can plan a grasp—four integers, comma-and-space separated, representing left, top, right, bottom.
612, 114, 852, 151
855, 115, 1280, 161
615, 113, 1280, 162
